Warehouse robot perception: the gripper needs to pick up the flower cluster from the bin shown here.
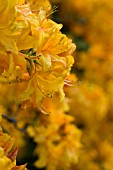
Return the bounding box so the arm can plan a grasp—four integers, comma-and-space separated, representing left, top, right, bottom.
27, 95, 81, 170
0, 0, 75, 110
0, 81, 81, 170
0, 0, 79, 169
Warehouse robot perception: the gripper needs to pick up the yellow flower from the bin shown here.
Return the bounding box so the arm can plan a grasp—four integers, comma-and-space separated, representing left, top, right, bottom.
27, 95, 81, 170
28, 0, 51, 13
0, 0, 75, 109
18, 18, 75, 108
0, 121, 26, 170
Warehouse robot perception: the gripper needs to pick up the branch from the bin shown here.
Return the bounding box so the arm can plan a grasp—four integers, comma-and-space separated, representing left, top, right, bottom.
2, 113, 27, 133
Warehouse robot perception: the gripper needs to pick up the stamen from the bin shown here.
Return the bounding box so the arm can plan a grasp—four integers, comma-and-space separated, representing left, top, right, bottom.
39, 104, 51, 116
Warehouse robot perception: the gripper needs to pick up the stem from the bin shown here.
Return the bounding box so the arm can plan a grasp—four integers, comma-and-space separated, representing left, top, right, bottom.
2, 113, 27, 133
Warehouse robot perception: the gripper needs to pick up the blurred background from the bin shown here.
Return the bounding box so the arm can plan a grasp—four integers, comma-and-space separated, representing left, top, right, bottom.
49, 1, 113, 170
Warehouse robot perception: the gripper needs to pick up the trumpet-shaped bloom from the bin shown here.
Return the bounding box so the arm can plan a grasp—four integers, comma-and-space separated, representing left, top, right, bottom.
0, 0, 75, 109
0, 114, 26, 170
